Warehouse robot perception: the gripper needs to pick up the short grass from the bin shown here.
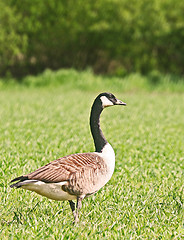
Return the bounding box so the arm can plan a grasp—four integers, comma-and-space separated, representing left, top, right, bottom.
0, 70, 184, 239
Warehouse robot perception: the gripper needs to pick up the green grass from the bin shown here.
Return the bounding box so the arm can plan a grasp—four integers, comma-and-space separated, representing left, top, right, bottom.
0, 70, 184, 239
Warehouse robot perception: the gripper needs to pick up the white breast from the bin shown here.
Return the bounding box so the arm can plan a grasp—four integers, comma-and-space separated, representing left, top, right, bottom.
95, 143, 115, 185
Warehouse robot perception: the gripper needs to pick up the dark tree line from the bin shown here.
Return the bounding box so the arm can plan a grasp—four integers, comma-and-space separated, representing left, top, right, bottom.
1, 0, 184, 77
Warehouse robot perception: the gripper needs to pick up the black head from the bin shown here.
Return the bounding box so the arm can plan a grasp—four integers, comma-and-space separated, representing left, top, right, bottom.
97, 92, 126, 108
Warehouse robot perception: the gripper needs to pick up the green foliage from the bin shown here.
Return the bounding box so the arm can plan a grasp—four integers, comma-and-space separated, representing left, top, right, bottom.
0, 77, 184, 238
1, 0, 184, 76
0, 1, 27, 74
1, 69, 184, 93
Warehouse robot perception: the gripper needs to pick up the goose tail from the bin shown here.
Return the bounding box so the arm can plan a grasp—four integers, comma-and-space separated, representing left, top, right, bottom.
10, 176, 28, 188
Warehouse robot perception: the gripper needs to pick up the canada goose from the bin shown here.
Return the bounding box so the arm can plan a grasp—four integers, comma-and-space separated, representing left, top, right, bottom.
10, 92, 126, 223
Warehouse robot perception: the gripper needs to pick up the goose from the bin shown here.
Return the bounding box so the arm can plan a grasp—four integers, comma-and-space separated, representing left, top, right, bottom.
10, 92, 126, 223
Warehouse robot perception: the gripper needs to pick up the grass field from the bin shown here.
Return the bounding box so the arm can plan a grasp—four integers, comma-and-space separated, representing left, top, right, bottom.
0, 70, 184, 239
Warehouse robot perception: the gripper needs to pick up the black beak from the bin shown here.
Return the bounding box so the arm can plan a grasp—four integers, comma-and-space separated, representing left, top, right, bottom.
115, 99, 126, 106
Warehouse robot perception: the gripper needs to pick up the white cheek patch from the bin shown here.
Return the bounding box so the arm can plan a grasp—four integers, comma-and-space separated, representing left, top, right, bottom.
100, 96, 114, 108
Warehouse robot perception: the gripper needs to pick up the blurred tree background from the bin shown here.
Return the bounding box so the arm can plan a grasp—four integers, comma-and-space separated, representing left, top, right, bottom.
0, 0, 184, 77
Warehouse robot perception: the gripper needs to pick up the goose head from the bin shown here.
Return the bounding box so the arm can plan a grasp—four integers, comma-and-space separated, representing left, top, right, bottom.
97, 92, 126, 109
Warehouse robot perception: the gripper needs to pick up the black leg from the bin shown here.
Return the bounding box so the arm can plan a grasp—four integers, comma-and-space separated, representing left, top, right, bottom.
68, 200, 76, 217
74, 196, 83, 223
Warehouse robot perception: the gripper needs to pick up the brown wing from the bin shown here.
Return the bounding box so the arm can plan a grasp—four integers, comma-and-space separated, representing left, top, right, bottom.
26, 152, 105, 183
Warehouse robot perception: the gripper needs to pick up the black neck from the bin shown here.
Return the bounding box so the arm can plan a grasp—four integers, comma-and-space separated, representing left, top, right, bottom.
90, 100, 107, 152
